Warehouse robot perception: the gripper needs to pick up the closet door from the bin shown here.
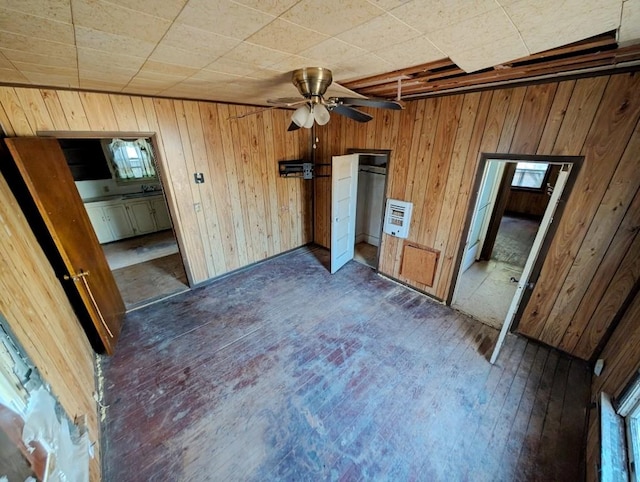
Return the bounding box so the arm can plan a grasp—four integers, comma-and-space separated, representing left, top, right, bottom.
331, 154, 359, 274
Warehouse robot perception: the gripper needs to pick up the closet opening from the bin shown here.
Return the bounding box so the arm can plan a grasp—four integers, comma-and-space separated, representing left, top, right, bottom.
350, 149, 390, 270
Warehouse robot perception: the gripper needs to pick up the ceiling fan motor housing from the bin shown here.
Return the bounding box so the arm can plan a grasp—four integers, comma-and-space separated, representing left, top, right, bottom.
292, 67, 333, 98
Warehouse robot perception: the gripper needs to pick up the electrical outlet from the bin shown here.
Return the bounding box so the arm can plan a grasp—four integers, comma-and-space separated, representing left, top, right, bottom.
194, 203, 202, 212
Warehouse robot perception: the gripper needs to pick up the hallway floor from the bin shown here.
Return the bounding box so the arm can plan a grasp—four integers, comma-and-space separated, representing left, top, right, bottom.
101, 246, 590, 481
453, 215, 539, 329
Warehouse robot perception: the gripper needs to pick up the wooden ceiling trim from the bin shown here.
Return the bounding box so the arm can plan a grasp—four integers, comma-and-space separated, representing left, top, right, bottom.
342, 33, 640, 100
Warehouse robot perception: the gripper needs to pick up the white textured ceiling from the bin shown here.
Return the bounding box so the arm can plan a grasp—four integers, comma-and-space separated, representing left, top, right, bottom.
0, 0, 636, 105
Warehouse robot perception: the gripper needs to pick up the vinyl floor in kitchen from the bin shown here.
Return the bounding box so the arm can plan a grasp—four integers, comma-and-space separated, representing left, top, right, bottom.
100, 246, 590, 481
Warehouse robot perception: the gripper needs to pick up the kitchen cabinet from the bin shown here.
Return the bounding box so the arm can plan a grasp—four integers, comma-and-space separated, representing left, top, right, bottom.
85, 204, 115, 243
127, 200, 157, 235
150, 197, 172, 230
83, 194, 172, 243
105, 204, 135, 239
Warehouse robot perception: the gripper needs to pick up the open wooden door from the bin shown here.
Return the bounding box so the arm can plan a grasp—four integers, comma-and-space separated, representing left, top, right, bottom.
331, 154, 359, 274
3, 138, 124, 354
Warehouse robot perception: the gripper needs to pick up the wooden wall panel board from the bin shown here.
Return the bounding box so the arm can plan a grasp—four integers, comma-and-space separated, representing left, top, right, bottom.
0, 101, 16, 136
495, 86, 527, 153
198, 102, 238, 272
0, 88, 34, 135
173, 100, 216, 278
575, 230, 640, 360
591, 291, 640, 398
547, 125, 640, 350
40, 90, 70, 131
405, 98, 440, 259
55, 90, 90, 131
150, 97, 204, 283
418, 95, 464, 250
438, 90, 494, 299
260, 112, 281, 255
130, 96, 150, 131
509, 83, 558, 154
551, 76, 609, 156
0, 174, 100, 481
78, 92, 118, 131
216, 104, 250, 268
520, 73, 640, 344
108, 94, 140, 132
562, 189, 640, 354
245, 110, 270, 258
14, 88, 54, 133
182, 101, 227, 275
255, 112, 277, 257
536, 80, 576, 154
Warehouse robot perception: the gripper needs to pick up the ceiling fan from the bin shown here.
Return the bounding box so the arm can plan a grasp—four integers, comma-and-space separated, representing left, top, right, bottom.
267, 67, 404, 131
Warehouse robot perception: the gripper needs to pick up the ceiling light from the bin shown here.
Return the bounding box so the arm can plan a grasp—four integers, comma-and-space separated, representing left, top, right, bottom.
292, 105, 311, 127
313, 104, 330, 125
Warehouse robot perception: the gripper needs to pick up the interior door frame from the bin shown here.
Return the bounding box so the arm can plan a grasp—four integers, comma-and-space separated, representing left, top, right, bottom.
448, 152, 583, 319
347, 148, 392, 271
37, 130, 192, 286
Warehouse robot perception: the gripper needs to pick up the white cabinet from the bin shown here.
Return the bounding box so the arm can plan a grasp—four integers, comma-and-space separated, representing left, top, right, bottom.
84, 194, 172, 244
150, 197, 171, 230
127, 200, 157, 235
104, 204, 135, 239
85, 205, 114, 243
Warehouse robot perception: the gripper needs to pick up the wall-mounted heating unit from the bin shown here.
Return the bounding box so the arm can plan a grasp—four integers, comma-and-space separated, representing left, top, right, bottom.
383, 199, 413, 238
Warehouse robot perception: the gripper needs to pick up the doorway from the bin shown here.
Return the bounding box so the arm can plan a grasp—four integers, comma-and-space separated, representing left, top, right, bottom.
451, 154, 581, 360
57, 136, 189, 310
352, 150, 390, 270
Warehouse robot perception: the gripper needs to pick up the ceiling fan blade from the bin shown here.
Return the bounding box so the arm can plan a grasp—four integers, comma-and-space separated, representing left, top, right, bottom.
332, 104, 373, 123
333, 97, 404, 110
287, 121, 302, 131
267, 97, 309, 107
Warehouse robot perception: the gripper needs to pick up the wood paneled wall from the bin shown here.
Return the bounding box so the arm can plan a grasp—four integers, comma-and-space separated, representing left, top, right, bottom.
0, 87, 312, 286
586, 290, 640, 481
0, 173, 100, 480
315, 72, 640, 361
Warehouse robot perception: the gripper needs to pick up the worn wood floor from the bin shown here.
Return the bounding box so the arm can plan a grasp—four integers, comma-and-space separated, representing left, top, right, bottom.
100, 247, 590, 481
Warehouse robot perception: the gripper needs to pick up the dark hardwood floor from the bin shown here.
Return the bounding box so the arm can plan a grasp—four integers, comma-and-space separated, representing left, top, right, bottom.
100, 246, 591, 481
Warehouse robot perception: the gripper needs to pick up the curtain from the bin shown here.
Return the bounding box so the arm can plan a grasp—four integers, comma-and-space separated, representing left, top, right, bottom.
108, 138, 156, 180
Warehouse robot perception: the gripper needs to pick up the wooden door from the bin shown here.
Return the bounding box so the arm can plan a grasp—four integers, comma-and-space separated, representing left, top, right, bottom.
331, 154, 359, 274
4, 138, 124, 354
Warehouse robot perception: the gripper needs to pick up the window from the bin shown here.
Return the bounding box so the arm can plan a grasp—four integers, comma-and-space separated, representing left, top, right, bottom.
619, 376, 640, 481
105, 138, 157, 183
511, 162, 549, 189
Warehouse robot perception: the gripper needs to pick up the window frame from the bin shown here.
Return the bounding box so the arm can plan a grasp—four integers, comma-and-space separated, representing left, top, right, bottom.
101, 138, 159, 185
511, 161, 552, 192
618, 375, 640, 481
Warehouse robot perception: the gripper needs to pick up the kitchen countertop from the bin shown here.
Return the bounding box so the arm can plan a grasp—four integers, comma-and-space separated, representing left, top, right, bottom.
82, 192, 163, 203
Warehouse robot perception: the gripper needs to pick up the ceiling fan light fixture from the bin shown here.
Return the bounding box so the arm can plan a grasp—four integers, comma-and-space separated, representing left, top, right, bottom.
292, 105, 311, 127
303, 107, 315, 129
313, 103, 330, 125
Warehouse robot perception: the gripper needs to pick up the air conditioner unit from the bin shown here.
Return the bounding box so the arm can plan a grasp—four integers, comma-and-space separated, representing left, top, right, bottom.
383, 199, 413, 238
